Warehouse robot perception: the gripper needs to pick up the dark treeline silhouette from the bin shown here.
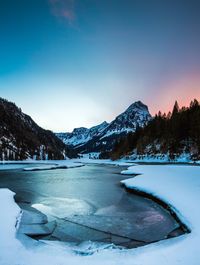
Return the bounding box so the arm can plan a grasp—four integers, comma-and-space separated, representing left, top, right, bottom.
109, 99, 200, 161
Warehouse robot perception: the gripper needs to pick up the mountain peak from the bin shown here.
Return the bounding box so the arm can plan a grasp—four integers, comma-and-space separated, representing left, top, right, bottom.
101, 101, 151, 138
126, 101, 149, 113
57, 100, 152, 152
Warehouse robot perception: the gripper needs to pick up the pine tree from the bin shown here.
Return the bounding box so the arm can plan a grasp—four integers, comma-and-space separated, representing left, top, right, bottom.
172, 101, 179, 116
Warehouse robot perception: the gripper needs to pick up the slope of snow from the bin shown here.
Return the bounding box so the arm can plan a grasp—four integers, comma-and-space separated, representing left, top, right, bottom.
1, 164, 200, 265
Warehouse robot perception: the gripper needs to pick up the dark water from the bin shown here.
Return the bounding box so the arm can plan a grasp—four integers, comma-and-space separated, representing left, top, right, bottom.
0, 164, 181, 247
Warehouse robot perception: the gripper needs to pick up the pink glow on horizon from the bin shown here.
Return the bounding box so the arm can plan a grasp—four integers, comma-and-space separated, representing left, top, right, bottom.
147, 74, 200, 116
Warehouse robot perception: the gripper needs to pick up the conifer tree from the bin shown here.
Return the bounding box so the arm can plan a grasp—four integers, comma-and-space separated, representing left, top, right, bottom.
172, 101, 179, 116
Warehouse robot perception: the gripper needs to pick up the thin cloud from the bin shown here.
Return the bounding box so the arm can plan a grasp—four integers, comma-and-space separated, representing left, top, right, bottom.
49, 0, 76, 25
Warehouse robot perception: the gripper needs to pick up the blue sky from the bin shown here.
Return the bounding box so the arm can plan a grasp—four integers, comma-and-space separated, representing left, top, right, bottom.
0, 0, 200, 131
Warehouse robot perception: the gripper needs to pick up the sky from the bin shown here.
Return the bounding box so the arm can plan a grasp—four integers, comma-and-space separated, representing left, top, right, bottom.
0, 0, 200, 132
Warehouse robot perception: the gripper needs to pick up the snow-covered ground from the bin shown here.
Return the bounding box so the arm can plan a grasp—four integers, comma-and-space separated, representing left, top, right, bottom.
121, 164, 200, 264
1, 163, 200, 264
0, 160, 84, 171
76, 157, 135, 167
124, 153, 200, 164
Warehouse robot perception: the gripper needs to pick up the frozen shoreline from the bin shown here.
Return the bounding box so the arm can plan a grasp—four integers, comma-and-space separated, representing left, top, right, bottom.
0, 158, 135, 171
1, 155, 200, 168
1, 162, 200, 264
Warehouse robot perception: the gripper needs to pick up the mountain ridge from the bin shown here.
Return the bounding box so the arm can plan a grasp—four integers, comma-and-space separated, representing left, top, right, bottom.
0, 97, 74, 160
56, 101, 151, 154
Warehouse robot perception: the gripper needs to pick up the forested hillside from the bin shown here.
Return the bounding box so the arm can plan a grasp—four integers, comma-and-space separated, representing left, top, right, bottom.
110, 99, 200, 161
0, 98, 75, 160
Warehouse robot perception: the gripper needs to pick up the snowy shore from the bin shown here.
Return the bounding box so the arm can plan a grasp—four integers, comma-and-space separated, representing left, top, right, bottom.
120, 153, 200, 164
0, 158, 134, 171
1, 162, 200, 264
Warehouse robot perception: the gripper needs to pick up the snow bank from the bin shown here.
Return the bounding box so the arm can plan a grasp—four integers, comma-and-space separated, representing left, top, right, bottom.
23, 162, 84, 171
0, 189, 21, 248
0, 160, 84, 171
121, 164, 200, 264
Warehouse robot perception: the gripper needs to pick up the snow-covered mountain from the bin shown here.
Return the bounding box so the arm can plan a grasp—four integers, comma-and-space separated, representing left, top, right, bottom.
57, 121, 109, 147
56, 101, 151, 154
101, 101, 151, 139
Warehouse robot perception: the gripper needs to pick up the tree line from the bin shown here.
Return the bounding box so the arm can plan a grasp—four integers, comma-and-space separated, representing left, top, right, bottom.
109, 99, 200, 161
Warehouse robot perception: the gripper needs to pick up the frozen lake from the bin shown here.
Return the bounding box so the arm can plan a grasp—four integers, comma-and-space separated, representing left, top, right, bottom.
0, 164, 182, 247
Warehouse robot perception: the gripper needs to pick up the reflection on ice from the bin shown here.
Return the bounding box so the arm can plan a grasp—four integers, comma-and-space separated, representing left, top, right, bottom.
32, 197, 95, 218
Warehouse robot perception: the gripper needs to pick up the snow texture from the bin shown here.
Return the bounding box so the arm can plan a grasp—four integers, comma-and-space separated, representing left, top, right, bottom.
1, 164, 200, 265
56, 121, 109, 147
